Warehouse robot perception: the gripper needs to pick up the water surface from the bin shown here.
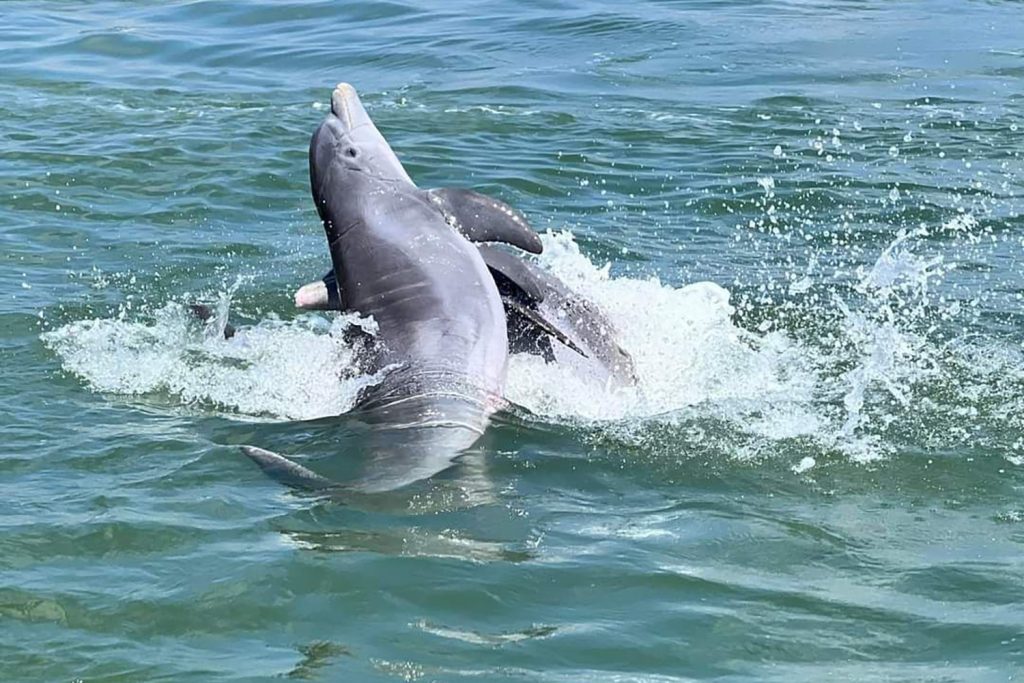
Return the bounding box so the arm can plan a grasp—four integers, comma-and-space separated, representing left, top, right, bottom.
3, 1, 1024, 680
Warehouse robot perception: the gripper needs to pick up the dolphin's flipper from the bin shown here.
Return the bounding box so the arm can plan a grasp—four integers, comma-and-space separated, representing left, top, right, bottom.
240, 446, 337, 491
477, 245, 637, 383
321, 269, 342, 307
502, 297, 588, 358
426, 188, 543, 254
475, 244, 577, 358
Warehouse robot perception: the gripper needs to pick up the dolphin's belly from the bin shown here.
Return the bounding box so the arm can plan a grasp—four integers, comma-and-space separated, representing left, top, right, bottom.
341, 217, 509, 395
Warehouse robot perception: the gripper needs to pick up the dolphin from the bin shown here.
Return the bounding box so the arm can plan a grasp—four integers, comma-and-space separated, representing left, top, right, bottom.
240, 83, 547, 493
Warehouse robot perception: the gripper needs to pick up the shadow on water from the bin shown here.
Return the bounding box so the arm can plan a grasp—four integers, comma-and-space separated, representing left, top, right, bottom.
190, 411, 541, 564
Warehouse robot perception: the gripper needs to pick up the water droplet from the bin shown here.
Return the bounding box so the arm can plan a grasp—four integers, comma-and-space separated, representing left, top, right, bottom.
792, 457, 816, 474
773, 145, 782, 157
888, 145, 900, 158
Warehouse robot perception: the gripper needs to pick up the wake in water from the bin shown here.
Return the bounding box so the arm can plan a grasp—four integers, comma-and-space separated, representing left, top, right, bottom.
41, 229, 1023, 468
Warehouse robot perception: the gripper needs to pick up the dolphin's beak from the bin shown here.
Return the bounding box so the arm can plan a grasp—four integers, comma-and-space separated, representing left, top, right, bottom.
319, 81, 416, 186
331, 82, 370, 131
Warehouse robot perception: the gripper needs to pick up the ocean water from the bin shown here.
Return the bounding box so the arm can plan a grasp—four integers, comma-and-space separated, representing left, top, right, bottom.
3, 1, 1024, 680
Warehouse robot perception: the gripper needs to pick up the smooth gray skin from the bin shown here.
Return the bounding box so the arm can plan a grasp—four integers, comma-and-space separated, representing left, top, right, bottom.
243, 83, 510, 493
309, 84, 507, 392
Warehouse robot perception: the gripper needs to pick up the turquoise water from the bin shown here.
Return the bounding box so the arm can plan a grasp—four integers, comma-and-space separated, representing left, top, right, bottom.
4, 1, 1024, 680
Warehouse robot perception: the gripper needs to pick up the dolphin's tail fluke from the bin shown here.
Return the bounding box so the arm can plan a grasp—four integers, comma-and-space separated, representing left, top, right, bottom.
240, 446, 336, 491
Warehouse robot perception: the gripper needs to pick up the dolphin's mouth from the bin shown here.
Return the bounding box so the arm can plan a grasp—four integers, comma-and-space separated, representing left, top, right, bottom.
331, 82, 360, 130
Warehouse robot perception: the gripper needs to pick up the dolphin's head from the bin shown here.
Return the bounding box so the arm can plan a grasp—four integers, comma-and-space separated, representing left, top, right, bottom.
309, 84, 413, 232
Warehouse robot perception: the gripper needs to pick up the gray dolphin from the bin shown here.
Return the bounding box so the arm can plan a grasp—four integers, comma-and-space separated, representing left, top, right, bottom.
241, 83, 545, 493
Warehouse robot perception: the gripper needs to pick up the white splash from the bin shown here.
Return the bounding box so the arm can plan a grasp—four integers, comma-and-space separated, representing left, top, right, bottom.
506, 232, 824, 447
42, 305, 380, 421
41, 225, 1008, 464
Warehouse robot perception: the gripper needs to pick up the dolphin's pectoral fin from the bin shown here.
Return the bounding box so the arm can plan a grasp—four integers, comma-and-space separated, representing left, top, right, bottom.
322, 269, 342, 307
426, 188, 543, 254
505, 301, 556, 359
476, 243, 587, 359
240, 446, 337, 491
502, 296, 589, 359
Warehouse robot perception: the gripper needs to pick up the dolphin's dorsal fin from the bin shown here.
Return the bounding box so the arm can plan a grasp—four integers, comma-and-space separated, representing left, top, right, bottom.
427, 188, 543, 254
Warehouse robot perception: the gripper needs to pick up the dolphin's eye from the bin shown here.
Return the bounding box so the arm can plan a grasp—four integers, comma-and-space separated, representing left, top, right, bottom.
345, 147, 358, 158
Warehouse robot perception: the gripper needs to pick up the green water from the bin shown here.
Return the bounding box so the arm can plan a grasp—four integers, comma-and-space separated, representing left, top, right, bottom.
3, 1, 1024, 680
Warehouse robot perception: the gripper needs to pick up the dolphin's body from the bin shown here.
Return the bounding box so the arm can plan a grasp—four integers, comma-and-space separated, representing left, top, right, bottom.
242, 83, 545, 492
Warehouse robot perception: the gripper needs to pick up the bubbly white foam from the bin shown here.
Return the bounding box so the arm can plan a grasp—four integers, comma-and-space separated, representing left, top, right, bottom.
42, 302, 380, 421
507, 232, 825, 437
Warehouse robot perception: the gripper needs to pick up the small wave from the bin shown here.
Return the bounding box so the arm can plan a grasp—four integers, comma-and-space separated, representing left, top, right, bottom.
414, 619, 557, 645
442, 105, 540, 117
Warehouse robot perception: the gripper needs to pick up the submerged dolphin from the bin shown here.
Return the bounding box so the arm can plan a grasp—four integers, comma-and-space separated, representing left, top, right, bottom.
241, 83, 545, 492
